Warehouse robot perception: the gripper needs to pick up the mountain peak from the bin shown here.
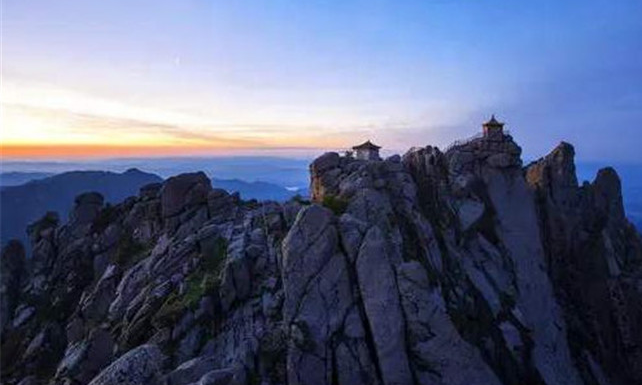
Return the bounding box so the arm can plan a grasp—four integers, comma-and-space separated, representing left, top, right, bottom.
2, 132, 642, 385
124, 167, 145, 175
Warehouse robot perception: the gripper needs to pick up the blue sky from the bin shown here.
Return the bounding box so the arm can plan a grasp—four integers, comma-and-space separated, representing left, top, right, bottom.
2, 0, 641, 161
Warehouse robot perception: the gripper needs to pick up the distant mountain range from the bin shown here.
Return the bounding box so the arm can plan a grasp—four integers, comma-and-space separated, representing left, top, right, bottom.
212, 178, 307, 201
0, 172, 54, 187
0, 170, 308, 251
4, 136, 642, 385
0, 161, 637, 254
0, 169, 162, 250
1, 156, 311, 188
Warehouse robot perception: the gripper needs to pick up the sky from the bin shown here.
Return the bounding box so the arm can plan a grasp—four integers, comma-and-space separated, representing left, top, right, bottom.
1, 0, 641, 162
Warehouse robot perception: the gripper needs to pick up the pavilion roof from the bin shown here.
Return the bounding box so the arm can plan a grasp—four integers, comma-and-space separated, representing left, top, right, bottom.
352, 140, 381, 150
483, 114, 504, 127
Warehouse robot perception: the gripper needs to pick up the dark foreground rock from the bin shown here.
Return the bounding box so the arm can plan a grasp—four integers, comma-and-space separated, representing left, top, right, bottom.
1, 127, 641, 385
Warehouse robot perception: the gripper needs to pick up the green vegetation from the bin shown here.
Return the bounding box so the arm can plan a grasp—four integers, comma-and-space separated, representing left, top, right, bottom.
243, 199, 260, 209
259, 328, 287, 383
28, 211, 59, 238
322, 195, 349, 215
154, 237, 228, 326
154, 292, 183, 326
91, 203, 118, 233
112, 232, 150, 268
292, 195, 311, 205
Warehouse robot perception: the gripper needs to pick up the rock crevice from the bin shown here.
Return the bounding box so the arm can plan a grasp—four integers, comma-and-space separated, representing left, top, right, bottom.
2, 132, 641, 385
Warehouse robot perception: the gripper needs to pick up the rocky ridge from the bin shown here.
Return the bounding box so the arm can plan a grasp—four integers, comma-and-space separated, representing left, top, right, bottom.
1, 131, 641, 385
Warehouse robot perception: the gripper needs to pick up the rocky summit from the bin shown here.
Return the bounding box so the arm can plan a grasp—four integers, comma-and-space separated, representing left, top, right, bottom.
2, 131, 641, 385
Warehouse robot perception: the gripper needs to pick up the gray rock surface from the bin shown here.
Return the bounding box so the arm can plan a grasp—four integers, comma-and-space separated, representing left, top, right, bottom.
70, 191, 105, 225
282, 205, 378, 385
165, 355, 219, 385
0, 240, 25, 333
2, 128, 642, 385
527, 142, 642, 384
161, 172, 212, 218
87, 344, 165, 385
356, 226, 413, 385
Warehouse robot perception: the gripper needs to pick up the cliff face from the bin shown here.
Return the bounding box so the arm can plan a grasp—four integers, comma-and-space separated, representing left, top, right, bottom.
2, 133, 641, 385
526, 143, 642, 384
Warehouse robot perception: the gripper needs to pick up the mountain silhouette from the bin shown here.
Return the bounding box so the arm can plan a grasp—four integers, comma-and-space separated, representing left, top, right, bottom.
0, 169, 162, 251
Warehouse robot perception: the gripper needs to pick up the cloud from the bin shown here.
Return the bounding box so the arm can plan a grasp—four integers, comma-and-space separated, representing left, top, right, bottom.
2, 102, 267, 147
2, 100, 412, 158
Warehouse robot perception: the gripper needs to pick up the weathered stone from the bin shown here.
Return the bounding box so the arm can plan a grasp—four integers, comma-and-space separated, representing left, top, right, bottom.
310, 152, 341, 201
593, 167, 626, 221
482, 160, 582, 385
282, 205, 337, 321
487, 152, 516, 168
4, 127, 642, 385
1, 240, 25, 333
22, 322, 66, 374
398, 261, 502, 385
356, 226, 413, 385
55, 327, 114, 383
527, 142, 642, 384
282, 204, 377, 385
311, 152, 340, 173
12, 305, 35, 328
70, 192, 104, 224
455, 199, 485, 231
176, 326, 206, 365
140, 182, 163, 199
27, 211, 59, 245
16, 376, 38, 385
161, 172, 212, 218
87, 344, 165, 385
195, 369, 235, 385
82, 264, 121, 321
166, 355, 219, 385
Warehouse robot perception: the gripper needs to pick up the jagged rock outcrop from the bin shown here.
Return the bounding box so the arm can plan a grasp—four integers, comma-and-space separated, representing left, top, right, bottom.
526, 142, 642, 385
87, 344, 165, 385
1, 128, 641, 385
305, 132, 579, 385
282, 205, 379, 385
1, 240, 25, 334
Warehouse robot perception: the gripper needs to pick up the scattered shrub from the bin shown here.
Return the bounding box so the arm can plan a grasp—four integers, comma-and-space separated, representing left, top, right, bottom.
154, 292, 183, 326
28, 211, 59, 239
322, 195, 349, 215
112, 233, 149, 268
153, 237, 228, 327
91, 204, 118, 233
292, 195, 311, 205
243, 199, 260, 209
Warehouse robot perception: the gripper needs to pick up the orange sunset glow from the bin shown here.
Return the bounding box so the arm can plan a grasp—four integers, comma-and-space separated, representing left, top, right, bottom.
0, 144, 246, 159
0, 79, 390, 159
2, 1, 641, 162
0, 141, 347, 159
